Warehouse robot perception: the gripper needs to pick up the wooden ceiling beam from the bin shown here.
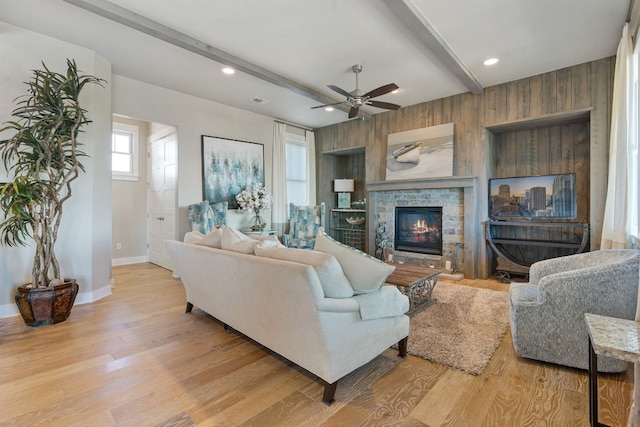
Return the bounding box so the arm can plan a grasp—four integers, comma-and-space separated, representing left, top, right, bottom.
384, 0, 484, 95
62, 0, 370, 119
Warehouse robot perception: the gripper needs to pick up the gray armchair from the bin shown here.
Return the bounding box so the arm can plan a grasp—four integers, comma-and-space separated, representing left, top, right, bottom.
509, 249, 640, 372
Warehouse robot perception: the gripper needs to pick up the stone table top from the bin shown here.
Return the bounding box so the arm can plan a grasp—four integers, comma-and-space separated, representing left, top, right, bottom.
584, 313, 640, 363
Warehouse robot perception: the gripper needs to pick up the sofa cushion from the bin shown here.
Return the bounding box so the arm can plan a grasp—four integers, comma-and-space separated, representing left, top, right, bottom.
255, 244, 353, 298
254, 238, 283, 249
221, 227, 258, 254
197, 226, 223, 248
314, 227, 395, 294
184, 231, 205, 244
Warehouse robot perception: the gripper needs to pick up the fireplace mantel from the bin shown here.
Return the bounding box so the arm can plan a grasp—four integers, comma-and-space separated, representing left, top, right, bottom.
367, 175, 483, 279
367, 176, 476, 192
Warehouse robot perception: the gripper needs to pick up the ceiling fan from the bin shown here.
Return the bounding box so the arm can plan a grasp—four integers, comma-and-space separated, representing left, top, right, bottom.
312, 65, 401, 118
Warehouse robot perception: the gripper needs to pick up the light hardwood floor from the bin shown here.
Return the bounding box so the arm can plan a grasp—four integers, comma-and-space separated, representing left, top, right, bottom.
0, 263, 634, 426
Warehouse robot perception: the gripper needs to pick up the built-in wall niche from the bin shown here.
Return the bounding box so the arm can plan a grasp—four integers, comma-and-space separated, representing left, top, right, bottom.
485, 108, 591, 273
321, 145, 366, 209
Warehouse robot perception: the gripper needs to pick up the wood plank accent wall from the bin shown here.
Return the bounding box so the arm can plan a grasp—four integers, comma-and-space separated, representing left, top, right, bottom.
314, 57, 614, 278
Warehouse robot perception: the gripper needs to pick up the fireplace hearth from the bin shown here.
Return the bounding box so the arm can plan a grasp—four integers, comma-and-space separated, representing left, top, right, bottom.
394, 206, 443, 255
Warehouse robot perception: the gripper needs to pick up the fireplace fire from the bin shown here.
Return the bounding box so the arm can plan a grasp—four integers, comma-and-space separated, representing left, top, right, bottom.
394, 206, 443, 255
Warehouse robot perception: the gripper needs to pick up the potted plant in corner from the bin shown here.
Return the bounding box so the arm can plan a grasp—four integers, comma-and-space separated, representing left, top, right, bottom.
0, 59, 105, 326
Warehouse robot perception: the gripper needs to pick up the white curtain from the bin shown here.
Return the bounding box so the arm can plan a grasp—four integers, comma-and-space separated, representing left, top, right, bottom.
602, 23, 634, 250
272, 122, 288, 234
306, 130, 316, 204
607, 23, 640, 427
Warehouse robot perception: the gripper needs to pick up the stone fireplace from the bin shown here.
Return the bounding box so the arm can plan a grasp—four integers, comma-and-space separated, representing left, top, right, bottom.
394, 206, 443, 255
367, 176, 481, 279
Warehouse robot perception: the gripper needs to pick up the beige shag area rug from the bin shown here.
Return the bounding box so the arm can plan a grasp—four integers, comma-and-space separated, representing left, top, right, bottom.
406, 281, 509, 375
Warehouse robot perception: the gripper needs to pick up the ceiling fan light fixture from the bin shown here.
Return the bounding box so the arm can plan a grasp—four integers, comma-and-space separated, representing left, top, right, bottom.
311, 65, 401, 116
483, 57, 499, 66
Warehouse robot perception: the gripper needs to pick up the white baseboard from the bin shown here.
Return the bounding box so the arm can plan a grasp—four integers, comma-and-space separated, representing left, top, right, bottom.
112, 256, 148, 266
76, 283, 112, 305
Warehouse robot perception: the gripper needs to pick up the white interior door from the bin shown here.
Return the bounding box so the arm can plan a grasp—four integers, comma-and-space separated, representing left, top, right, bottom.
148, 128, 177, 269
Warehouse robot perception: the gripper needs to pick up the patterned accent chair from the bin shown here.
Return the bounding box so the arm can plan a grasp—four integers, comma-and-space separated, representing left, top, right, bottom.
509, 249, 640, 372
186, 201, 227, 234
283, 202, 326, 249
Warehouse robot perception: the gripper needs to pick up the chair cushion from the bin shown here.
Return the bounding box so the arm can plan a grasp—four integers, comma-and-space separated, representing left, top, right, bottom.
291, 205, 321, 239
255, 244, 354, 298
314, 227, 395, 294
210, 201, 228, 227
187, 201, 216, 234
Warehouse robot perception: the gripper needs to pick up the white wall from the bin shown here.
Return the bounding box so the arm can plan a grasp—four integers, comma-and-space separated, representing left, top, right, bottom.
0, 21, 279, 318
111, 75, 276, 240
0, 22, 112, 317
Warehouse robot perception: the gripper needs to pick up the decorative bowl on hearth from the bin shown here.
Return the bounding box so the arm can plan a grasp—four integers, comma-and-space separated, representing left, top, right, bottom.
346, 217, 365, 225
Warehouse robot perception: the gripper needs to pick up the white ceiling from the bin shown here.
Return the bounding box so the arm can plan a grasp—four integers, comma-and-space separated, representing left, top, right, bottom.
0, 0, 630, 129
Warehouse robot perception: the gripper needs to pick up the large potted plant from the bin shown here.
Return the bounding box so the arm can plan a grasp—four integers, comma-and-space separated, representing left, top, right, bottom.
0, 59, 105, 326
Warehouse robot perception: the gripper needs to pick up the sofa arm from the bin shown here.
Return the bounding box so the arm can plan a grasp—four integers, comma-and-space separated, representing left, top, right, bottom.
317, 298, 360, 313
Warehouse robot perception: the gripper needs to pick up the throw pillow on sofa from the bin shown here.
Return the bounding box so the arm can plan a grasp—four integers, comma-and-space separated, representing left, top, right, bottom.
197, 226, 223, 248
255, 244, 354, 298
314, 227, 395, 294
221, 227, 259, 254
184, 231, 205, 244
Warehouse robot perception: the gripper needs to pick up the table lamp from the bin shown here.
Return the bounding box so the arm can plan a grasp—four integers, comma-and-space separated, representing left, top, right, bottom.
334, 179, 354, 208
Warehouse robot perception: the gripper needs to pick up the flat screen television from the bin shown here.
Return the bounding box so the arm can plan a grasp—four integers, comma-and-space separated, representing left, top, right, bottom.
489, 173, 577, 220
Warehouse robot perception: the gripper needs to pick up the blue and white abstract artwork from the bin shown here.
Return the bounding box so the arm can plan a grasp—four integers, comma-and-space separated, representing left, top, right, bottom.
201, 135, 264, 209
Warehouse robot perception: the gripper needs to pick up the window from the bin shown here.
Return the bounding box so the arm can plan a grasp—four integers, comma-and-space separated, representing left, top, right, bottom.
630, 41, 640, 244
112, 122, 139, 181
285, 135, 308, 206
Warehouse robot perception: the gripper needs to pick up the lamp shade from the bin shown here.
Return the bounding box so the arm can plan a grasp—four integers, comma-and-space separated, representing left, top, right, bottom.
334, 179, 354, 192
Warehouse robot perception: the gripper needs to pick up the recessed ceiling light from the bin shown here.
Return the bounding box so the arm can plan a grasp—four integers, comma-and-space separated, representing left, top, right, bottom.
325, 106, 334, 112
483, 58, 499, 66
391, 89, 399, 94
222, 67, 235, 75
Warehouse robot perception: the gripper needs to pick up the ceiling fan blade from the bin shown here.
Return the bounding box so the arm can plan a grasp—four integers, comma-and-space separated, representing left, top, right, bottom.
327, 84, 352, 98
311, 101, 345, 109
367, 100, 401, 111
348, 106, 360, 118
363, 83, 399, 99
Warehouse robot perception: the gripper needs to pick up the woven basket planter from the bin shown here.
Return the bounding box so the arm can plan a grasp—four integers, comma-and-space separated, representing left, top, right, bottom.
15, 279, 79, 327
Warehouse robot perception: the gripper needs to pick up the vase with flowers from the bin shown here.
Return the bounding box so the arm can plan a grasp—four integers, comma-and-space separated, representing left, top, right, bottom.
236, 183, 273, 231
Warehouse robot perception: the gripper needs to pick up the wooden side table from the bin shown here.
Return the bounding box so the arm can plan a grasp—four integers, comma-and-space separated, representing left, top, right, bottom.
584, 313, 640, 427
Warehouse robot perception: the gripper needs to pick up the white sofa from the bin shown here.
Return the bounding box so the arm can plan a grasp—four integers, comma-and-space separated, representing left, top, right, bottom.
165, 229, 409, 405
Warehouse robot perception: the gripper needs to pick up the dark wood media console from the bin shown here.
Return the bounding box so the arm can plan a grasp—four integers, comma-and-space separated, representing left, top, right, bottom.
486, 221, 590, 282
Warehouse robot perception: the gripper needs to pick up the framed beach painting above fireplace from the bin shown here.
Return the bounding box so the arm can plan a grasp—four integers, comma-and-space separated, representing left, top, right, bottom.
385, 123, 454, 181
201, 135, 264, 209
